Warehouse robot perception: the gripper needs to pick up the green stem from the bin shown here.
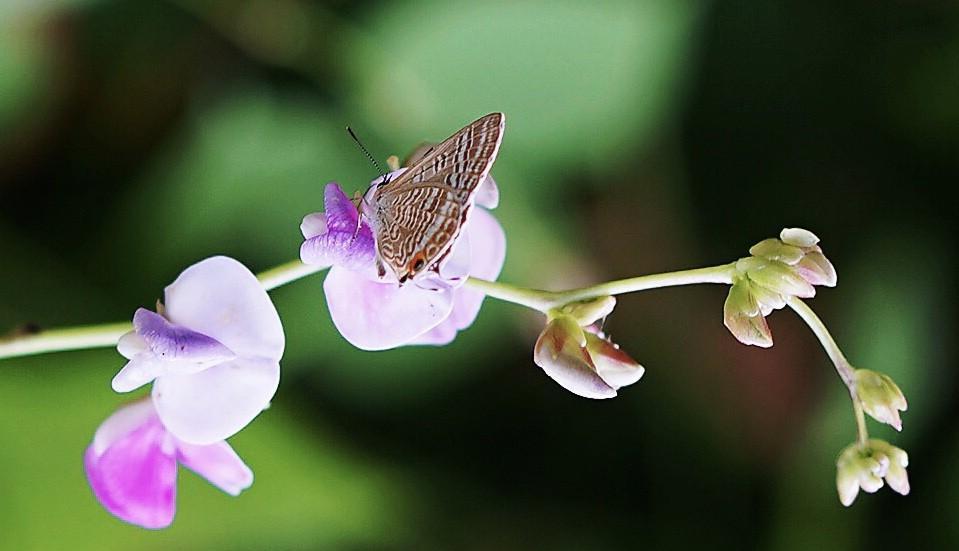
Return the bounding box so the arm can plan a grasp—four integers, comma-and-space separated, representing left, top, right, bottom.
0, 322, 133, 360
0, 260, 326, 361
257, 260, 326, 291
786, 296, 867, 444
467, 263, 737, 313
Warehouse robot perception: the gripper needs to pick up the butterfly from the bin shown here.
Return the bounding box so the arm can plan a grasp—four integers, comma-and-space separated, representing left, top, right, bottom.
360, 112, 505, 285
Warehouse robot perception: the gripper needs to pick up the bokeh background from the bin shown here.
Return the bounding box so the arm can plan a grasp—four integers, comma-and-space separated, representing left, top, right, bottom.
1, 1, 957, 549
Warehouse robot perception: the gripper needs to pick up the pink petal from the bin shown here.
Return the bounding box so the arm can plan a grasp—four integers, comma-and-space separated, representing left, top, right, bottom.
533, 318, 617, 399
163, 256, 285, 362
324, 265, 453, 350
92, 400, 157, 455
152, 357, 280, 444
448, 208, 507, 329
408, 209, 506, 345
176, 440, 253, 496
585, 333, 645, 389
84, 412, 177, 530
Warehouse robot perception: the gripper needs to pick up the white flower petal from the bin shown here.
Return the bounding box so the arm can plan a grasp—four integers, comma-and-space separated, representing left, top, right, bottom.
324, 265, 453, 351
112, 355, 164, 393
117, 331, 148, 360
163, 256, 284, 362
152, 357, 280, 444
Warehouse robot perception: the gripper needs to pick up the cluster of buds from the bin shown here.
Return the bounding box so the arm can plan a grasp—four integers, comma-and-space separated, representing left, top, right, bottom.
836, 439, 909, 506
724, 228, 837, 347
533, 296, 645, 399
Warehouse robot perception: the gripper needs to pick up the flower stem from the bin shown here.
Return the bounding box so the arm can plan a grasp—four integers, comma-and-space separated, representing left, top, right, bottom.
0, 259, 326, 361
467, 263, 737, 313
257, 259, 327, 291
0, 322, 132, 360
786, 296, 868, 444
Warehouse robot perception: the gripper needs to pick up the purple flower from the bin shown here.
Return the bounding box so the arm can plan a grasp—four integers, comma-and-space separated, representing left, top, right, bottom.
300, 172, 505, 350
85, 399, 253, 529
112, 256, 284, 444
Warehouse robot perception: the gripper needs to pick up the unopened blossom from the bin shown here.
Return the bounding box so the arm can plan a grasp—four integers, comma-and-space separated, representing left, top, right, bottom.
533, 297, 645, 399
724, 227, 837, 347
300, 172, 505, 350
854, 369, 908, 431
85, 399, 253, 529
112, 256, 285, 444
836, 439, 909, 506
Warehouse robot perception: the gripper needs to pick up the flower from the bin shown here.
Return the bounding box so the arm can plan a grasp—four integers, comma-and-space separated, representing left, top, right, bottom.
85, 399, 253, 529
854, 369, 908, 431
112, 256, 285, 445
836, 439, 909, 506
533, 297, 645, 399
724, 227, 837, 347
300, 172, 505, 351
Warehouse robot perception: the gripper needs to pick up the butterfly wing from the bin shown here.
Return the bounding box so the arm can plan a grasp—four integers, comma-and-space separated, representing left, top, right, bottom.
371, 112, 505, 283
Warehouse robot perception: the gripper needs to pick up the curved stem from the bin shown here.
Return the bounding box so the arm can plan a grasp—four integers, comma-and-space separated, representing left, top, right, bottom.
785, 297, 855, 387
467, 263, 737, 313
786, 296, 867, 444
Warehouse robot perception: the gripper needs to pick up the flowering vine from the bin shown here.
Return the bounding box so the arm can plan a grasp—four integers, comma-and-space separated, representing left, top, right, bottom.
0, 144, 909, 527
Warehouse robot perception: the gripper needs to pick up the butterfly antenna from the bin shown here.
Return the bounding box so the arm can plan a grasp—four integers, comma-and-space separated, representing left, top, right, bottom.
347, 126, 384, 176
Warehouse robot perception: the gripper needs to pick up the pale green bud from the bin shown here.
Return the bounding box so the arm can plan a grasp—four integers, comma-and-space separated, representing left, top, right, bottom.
749, 238, 804, 265
780, 227, 820, 248
855, 369, 908, 431
836, 439, 909, 506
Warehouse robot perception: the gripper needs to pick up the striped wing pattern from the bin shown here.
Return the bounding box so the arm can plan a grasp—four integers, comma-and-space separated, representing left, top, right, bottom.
370, 113, 505, 283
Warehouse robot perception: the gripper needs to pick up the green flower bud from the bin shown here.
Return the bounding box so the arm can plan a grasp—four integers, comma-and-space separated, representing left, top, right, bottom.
723, 280, 773, 348
559, 296, 617, 327
780, 227, 820, 248
836, 439, 909, 506
855, 369, 908, 431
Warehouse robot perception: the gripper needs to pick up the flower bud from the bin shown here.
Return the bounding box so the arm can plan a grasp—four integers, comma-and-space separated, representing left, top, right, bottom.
723, 280, 773, 348
723, 227, 837, 346
836, 439, 909, 506
854, 369, 908, 431
559, 296, 617, 327
533, 310, 644, 399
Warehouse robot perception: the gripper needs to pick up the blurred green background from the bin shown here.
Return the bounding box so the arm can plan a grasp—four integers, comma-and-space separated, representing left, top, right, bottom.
1, 1, 957, 549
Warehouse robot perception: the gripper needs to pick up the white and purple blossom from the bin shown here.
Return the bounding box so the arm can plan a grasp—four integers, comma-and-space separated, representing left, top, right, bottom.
112, 256, 284, 444
85, 399, 253, 529
300, 173, 505, 351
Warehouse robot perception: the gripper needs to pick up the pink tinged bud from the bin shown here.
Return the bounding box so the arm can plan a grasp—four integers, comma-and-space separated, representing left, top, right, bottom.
855, 369, 908, 431
780, 227, 820, 248
534, 317, 616, 399
584, 332, 644, 389
723, 282, 773, 348
795, 250, 837, 287
533, 316, 644, 399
